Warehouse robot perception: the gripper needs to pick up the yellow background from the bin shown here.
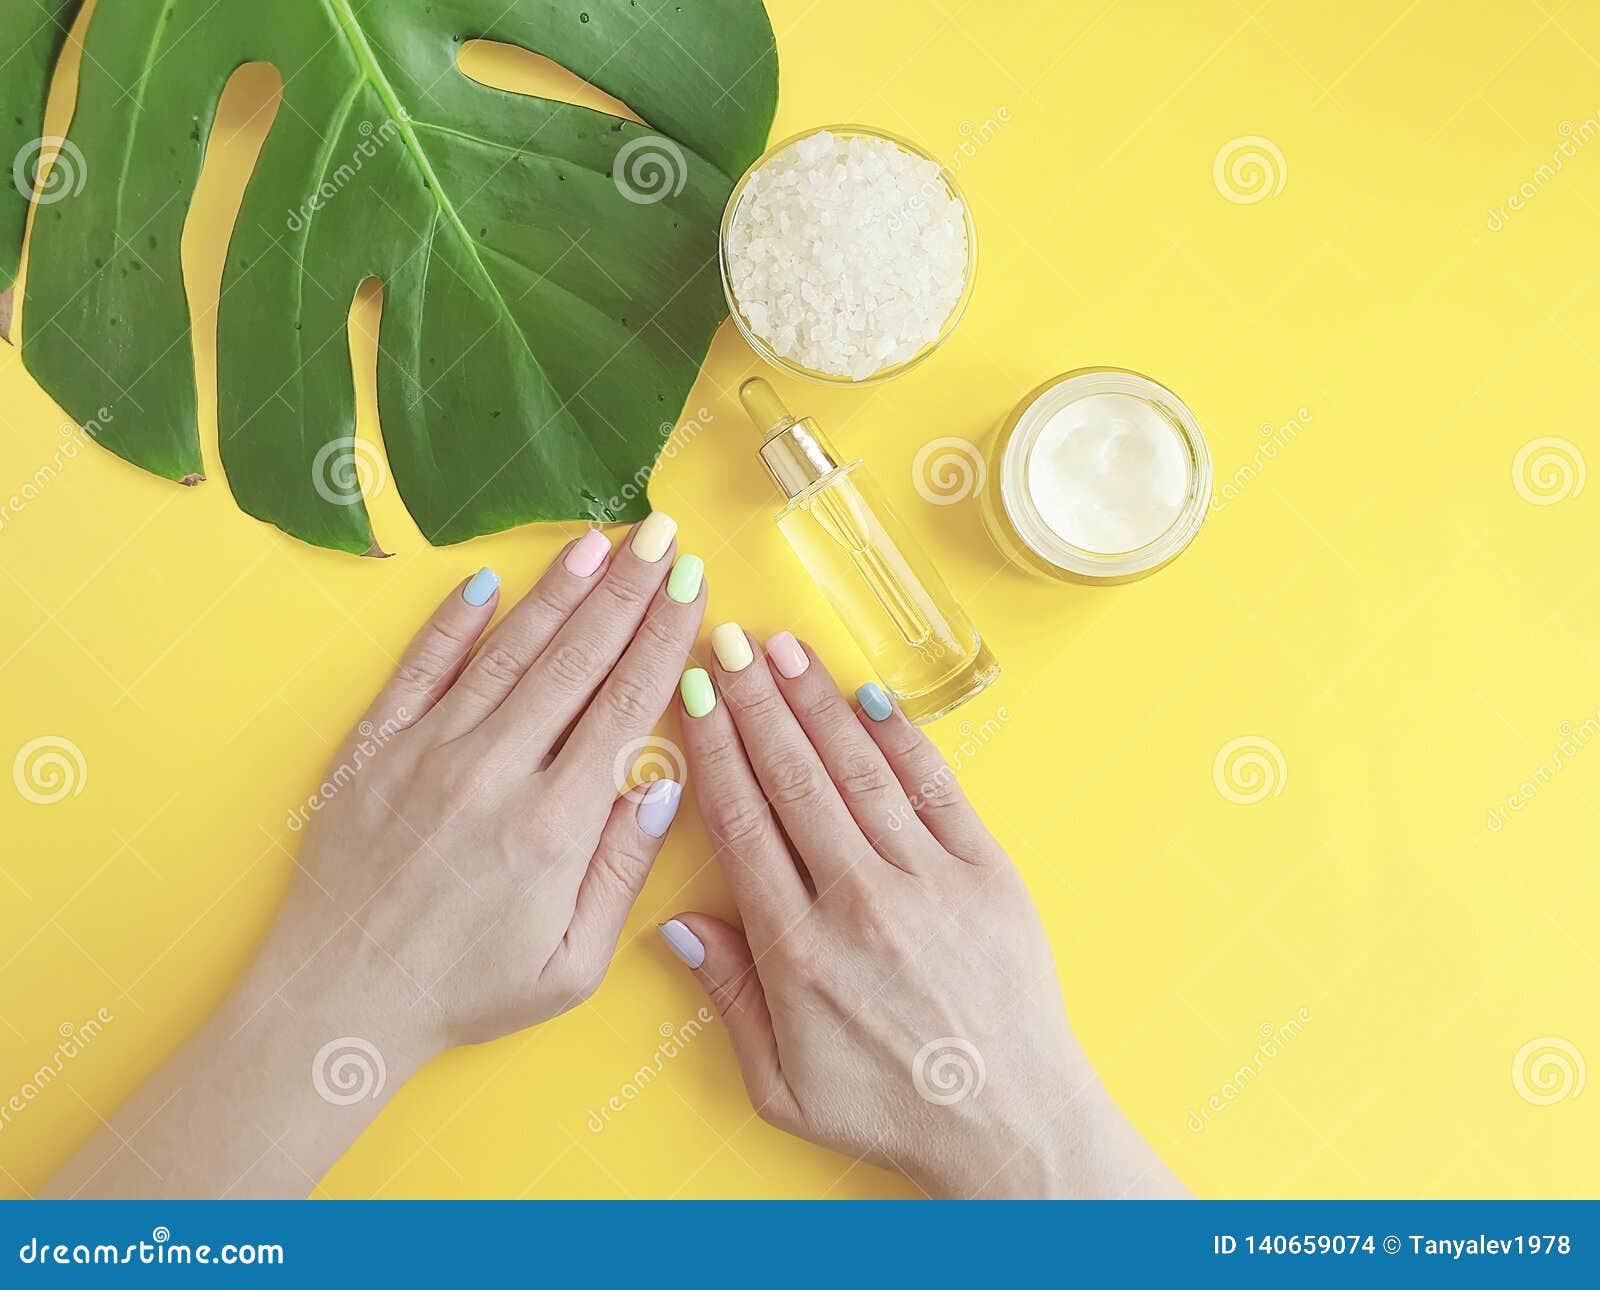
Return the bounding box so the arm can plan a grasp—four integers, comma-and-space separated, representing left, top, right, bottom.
3, 0, 1599, 1199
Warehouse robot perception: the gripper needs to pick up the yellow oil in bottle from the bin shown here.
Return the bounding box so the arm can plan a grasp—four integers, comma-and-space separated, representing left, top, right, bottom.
742, 379, 997, 724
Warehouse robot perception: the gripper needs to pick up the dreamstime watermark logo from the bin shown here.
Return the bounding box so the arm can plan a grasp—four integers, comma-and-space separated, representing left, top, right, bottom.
596, 407, 713, 519
613, 135, 688, 205
17, 1227, 283, 1267
286, 711, 407, 833
912, 1037, 986, 1106
1210, 407, 1313, 512
0, 408, 115, 536
311, 1037, 386, 1106
1188, 1009, 1313, 1132
912, 437, 986, 505
951, 107, 1012, 171
13, 736, 87, 805
889, 706, 1012, 833
611, 734, 687, 796
1487, 710, 1600, 833
13, 136, 87, 205
883, 110, 1010, 234
1487, 110, 1600, 230
1511, 436, 1585, 506
586, 1008, 715, 1132
1212, 736, 1286, 804
0, 1009, 114, 1135
285, 116, 404, 231
1212, 135, 1287, 204
1511, 1036, 1585, 1106
311, 437, 388, 507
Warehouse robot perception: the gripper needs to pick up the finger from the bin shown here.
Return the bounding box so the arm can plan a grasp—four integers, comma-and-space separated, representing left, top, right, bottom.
424, 528, 614, 740
678, 667, 810, 940
708, 627, 870, 887
543, 779, 685, 1007
479, 512, 679, 762
363, 568, 500, 732
658, 913, 797, 1127
757, 630, 931, 869
553, 546, 707, 786
854, 684, 1001, 861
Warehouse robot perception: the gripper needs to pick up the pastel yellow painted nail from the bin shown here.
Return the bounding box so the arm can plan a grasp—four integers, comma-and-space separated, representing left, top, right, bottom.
667, 553, 704, 604
711, 622, 754, 672
631, 511, 677, 562
680, 667, 716, 718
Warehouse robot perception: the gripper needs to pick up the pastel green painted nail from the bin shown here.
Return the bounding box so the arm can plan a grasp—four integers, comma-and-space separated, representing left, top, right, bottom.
680, 667, 716, 718
857, 681, 892, 722
667, 553, 704, 604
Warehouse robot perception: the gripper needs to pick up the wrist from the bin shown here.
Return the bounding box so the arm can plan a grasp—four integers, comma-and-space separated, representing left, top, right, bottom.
914, 1122, 1076, 1200
240, 913, 448, 1084
50, 916, 446, 1200
162, 920, 446, 1197
914, 1069, 1180, 1200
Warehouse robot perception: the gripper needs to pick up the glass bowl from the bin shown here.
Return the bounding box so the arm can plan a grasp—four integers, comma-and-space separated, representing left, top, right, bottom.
718, 124, 979, 386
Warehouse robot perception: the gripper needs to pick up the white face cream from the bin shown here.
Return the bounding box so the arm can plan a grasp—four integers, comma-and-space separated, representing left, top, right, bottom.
1025, 392, 1189, 554
980, 368, 1211, 584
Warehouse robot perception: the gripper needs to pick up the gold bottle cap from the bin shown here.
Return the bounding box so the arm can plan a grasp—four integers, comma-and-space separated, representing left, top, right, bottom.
739, 377, 841, 499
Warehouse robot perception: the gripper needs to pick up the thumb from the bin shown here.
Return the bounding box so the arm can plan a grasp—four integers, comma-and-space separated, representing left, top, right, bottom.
658, 914, 795, 1126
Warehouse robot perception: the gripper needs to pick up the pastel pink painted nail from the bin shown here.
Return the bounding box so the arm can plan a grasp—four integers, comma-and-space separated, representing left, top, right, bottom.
564, 529, 611, 577
766, 632, 809, 679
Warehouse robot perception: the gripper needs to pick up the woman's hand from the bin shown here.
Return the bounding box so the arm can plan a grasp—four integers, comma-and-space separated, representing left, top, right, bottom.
661, 628, 1186, 1200
46, 516, 705, 1198
280, 513, 702, 1049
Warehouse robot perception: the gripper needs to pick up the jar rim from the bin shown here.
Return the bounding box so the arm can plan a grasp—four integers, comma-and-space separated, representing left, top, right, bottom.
996, 368, 1212, 580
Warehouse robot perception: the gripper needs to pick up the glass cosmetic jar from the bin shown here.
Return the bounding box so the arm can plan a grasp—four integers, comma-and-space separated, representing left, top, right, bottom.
979, 367, 1211, 584
718, 124, 978, 386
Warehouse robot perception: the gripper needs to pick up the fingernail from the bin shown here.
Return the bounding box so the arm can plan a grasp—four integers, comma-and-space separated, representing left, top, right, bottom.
565, 528, 611, 578
658, 919, 706, 969
857, 681, 892, 722
711, 622, 754, 672
766, 631, 808, 679
631, 511, 677, 562
667, 553, 704, 604
637, 779, 683, 839
462, 567, 500, 606
680, 667, 716, 718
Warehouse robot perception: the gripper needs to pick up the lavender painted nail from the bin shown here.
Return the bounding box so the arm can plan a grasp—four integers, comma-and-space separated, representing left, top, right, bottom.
658, 919, 706, 969
637, 779, 683, 839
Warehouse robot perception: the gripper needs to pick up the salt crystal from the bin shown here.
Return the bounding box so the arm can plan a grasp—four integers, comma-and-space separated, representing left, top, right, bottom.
726, 130, 969, 381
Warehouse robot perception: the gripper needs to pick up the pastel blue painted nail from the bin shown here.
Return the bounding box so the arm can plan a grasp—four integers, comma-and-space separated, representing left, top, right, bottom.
462, 567, 500, 606
857, 681, 893, 722
658, 919, 706, 969
637, 779, 683, 839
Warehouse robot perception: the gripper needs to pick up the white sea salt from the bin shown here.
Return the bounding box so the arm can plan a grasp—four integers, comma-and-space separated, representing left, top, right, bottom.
725, 130, 970, 382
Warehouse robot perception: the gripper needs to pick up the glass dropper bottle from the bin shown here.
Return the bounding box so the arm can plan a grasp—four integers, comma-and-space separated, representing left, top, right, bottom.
739, 377, 999, 725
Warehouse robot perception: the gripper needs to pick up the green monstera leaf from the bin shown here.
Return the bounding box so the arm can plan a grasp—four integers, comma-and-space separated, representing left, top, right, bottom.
5, 0, 777, 552
1, 1, 84, 315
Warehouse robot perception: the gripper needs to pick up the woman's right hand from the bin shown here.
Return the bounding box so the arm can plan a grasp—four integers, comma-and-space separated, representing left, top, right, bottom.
661, 629, 1186, 1199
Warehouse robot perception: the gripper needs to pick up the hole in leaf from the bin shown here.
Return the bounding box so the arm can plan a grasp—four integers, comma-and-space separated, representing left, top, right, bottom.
456, 39, 648, 127
184, 60, 281, 492
347, 275, 407, 557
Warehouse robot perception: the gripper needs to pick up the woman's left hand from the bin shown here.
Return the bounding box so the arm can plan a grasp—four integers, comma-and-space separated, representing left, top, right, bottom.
46, 515, 703, 1198
280, 514, 703, 1050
